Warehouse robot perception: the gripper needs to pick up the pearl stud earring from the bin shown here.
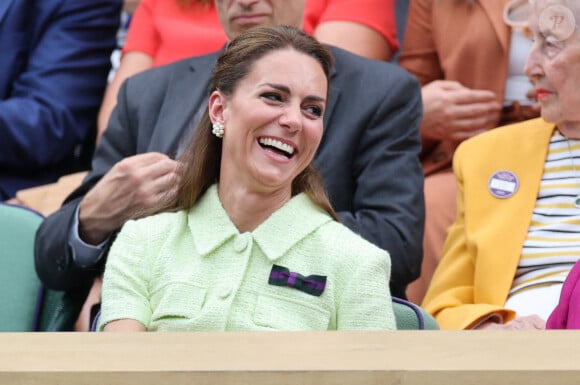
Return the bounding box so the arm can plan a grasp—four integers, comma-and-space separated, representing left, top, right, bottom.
212, 121, 224, 138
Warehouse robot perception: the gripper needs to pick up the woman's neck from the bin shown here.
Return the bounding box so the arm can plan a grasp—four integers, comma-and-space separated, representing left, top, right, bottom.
558, 121, 580, 140
217, 181, 292, 233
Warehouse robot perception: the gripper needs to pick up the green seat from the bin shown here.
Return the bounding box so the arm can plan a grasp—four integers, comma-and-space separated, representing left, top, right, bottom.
0, 203, 45, 331
0, 203, 75, 331
392, 297, 439, 330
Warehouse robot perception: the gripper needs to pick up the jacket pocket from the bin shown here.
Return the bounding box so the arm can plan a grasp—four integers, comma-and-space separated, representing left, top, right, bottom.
150, 282, 207, 331
253, 293, 331, 330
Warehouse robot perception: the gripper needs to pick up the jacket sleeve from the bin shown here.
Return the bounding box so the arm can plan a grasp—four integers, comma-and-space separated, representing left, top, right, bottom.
336, 243, 395, 330
421, 143, 516, 329
0, 0, 121, 168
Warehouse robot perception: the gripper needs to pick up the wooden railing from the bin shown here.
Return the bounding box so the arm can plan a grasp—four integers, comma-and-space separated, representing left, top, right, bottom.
1, 331, 579, 384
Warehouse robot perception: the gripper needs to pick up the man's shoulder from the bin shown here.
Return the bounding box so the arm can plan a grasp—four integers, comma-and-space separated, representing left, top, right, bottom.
328, 45, 417, 86
127, 51, 220, 86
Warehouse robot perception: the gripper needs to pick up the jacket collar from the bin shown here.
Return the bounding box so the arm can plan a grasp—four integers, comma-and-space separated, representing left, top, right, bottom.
477, 119, 557, 303
188, 184, 333, 261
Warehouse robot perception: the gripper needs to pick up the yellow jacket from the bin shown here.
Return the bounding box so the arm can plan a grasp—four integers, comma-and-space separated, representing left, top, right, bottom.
422, 118, 556, 329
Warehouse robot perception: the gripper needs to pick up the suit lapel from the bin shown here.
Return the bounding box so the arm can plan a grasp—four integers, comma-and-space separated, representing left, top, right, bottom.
0, 0, 16, 24
318, 49, 339, 151
150, 53, 219, 156
478, 0, 511, 53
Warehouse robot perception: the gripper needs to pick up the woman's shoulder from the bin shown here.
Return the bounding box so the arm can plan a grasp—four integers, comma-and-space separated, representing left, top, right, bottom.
310, 222, 391, 293
124, 210, 189, 236
316, 221, 390, 262
459, 118, 552, 151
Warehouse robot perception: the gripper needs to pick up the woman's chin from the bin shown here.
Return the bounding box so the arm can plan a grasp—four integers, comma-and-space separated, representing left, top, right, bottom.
253, 170, 298, 191
540, 107, 560, 126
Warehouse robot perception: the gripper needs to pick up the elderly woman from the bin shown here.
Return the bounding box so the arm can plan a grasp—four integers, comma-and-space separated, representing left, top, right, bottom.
422, 0, 580, 330
97, 25, 395, 332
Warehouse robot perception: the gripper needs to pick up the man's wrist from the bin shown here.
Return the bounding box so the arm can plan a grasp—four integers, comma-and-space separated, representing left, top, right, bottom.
68, 205, 110, 268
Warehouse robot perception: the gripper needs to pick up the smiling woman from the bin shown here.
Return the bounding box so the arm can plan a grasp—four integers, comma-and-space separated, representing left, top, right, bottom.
97, 25, 396, 332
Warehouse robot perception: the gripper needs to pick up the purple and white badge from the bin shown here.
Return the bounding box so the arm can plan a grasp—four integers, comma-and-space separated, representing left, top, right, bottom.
488, 170, 519, 199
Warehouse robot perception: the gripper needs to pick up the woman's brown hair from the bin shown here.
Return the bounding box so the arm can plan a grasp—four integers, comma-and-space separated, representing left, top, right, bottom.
169, 25, 338, 220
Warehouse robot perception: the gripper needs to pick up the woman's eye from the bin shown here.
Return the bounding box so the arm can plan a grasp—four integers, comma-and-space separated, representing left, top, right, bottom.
304, 105, 323, 118
542, 39, 563, 56
261, 92, 282, 102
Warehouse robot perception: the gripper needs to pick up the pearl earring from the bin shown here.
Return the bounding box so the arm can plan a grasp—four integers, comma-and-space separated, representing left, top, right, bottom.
212, 121, 224, 138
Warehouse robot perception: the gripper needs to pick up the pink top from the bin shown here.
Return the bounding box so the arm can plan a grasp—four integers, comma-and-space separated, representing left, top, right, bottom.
303, 0, 399, 53
123, 0, 227, 66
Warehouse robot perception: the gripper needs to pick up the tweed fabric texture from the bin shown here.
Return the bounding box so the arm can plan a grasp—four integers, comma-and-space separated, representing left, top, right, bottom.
99, 185, 395, 331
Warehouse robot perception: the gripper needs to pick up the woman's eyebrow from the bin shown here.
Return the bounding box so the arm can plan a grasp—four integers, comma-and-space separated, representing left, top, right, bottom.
259, 82, 290, 93
259, 82, 326, 103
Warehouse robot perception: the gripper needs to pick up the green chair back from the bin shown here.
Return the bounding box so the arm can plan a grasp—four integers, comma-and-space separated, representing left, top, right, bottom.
393, 297, 439, 330
0, 203, 44, 331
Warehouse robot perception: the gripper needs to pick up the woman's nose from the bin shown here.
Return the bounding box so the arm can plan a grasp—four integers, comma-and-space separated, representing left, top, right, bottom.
524, 44, 542, 81
279, 106, 302, 132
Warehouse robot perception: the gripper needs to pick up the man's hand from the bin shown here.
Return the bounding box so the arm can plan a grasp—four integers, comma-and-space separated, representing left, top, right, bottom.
420, 80, 502, 142
78, 152, 180, 244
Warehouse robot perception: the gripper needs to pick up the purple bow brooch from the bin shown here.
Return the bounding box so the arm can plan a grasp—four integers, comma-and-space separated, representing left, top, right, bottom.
268, 264, 327, 297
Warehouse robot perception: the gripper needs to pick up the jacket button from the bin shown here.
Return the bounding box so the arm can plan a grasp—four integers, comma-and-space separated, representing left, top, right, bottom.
233, 235, 248, 252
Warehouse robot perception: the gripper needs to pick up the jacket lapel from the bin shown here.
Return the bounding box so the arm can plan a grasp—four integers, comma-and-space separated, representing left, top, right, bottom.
150, 52, 220, 156
318, 49, 339, 151
478, 0, 511, 53
476, 120, 556, 304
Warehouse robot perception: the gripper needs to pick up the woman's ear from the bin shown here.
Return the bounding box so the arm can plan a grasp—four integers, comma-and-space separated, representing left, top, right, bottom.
208, 90, 226, 124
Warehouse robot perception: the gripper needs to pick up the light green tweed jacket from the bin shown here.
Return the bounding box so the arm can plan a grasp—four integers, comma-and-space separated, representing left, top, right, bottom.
98, 184, 395, 331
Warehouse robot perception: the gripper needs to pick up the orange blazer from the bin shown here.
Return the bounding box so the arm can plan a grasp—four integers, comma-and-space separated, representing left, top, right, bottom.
400, 0, 512, 175
422, 118, 555, 329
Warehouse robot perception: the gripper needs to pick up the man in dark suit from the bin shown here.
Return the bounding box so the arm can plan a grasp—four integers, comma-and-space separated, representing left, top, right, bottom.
0, 0, 121, 199
35, 0, 424, 326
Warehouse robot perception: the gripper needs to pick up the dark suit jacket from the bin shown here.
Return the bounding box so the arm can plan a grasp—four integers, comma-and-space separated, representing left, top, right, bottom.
0, 0, 121, 199
35, 46, 424, 299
